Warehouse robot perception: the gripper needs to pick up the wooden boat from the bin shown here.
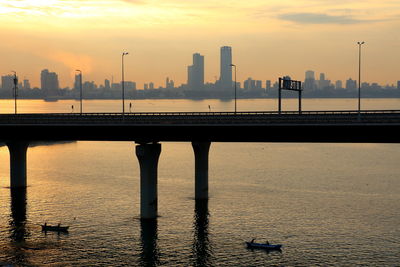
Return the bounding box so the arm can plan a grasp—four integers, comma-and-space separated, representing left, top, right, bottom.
246, 241, 282, 250
41, 224, 69, 233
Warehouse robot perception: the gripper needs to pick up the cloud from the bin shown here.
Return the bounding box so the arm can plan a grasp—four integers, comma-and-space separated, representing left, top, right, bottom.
277, 12, 371, 24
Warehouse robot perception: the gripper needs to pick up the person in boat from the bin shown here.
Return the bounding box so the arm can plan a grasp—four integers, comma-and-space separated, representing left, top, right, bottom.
266, 240, 270, 245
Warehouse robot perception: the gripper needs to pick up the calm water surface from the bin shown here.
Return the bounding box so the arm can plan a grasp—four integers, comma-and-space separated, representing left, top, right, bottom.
0, 99, 399, 266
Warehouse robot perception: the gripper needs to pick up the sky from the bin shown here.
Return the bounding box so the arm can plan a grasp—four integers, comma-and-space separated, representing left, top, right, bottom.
0, 0, 399, 88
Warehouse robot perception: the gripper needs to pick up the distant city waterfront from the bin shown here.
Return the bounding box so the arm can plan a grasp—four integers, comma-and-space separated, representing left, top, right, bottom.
2, 46, 400, 100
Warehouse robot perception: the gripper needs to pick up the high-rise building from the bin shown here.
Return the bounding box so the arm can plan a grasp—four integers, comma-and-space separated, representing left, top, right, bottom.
104, 79, 111, 90
41, 69, 59, 91
345, 78, 357, 90
1, 75, 14, 91
335, 80, 343, 89
304, 70, 316, 90
266, 80, 271, 91
165, 77, 174, 89
187, 53, 204, 90
74, 74, 81, 91
219, 46, 232, 90
23, 79, 31, 90
397, 81, 400, 89
318, 73, 331, 89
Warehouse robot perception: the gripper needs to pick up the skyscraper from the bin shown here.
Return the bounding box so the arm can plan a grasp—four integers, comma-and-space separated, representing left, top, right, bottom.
1, 75, 14, 92
304, 70, 316, 90
187, 53, 204, 90
219, 46, 232, 90
41, 69, 59, 91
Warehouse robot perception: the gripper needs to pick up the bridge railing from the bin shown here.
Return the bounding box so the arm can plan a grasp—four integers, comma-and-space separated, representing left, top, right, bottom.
0, 110, 399, 125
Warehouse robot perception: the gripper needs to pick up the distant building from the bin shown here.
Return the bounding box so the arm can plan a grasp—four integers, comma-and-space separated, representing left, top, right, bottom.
74, 74, 81, 91
1, 75, 14, 92
104, 79, 111, 90
187, 53, 204, 90
125, 81, 136, 91
41, 69, 59, 91
335, 80, 343, 89
397, 81, 400, 89
266, 80, 271, 91
345, 78, 357, 90
304, 70, 316, 90
166, 77, 174, 89
219, 46, 232, 90
244, 78, 262, 90
83, 81, 96, 91
149, 82, 154, 90
23, 79, 31, 90
144, 83, 148, 90
318, 73, 331, 89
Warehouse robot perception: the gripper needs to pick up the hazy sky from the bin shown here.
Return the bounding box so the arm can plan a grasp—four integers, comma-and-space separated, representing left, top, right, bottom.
0, 0, 399, 88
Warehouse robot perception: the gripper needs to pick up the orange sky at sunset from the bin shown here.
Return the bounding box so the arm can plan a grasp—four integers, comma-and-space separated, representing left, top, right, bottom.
0, 0, 399, 88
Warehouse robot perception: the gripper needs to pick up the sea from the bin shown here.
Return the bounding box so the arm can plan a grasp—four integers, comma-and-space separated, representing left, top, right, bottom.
0, 98, 399, 266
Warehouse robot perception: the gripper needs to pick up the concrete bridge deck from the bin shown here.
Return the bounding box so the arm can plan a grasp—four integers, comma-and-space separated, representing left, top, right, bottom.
0, 110, 399, 143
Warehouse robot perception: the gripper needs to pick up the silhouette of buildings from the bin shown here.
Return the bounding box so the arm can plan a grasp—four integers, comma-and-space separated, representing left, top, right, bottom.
41, 69, 59, 91
1, 75, 14, 92
219, 46, 232, 90
187, 53, 204, 90
335, 80, 343, 89
397, 81, 400, 90
304, 70, 316, 90
346, 78, 357, 90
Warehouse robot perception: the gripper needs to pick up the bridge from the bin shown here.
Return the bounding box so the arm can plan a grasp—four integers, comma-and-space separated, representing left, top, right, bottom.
1, 110, 400, 218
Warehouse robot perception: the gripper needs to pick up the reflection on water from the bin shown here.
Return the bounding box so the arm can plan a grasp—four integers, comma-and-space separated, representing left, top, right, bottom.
192, 199, 213, 267
9, 188, 28, 242
8, 188, 29, 266
139, 219, 160, 267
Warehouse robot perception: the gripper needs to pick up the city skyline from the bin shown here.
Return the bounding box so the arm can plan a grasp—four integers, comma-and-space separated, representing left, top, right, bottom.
2, 46, 399, 91
0, 1, 399, 88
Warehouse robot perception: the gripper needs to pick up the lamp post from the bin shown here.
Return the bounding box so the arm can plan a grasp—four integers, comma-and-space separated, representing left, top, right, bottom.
230, 64, 237, 113
75, 69, 82, 114
357, 41, 365, 118
122, 52, 129, 115
11, 71, 17, 114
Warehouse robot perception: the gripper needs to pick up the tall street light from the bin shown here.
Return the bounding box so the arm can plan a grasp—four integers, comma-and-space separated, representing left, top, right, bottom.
11, 71, 18, 114
122, 52, 129, 115
75, 69, 83, 114
357, 41, 365, 118
230, 64, 237, 113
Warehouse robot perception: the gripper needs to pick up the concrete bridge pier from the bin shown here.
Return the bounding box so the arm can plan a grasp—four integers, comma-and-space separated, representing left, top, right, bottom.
192, 142, 211, 200
136, 143, 161, 219
6, 141, 29, 188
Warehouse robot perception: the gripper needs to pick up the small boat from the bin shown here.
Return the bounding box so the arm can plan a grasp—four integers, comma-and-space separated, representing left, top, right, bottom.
246, 241, 282, 250
41, 223, 69, 233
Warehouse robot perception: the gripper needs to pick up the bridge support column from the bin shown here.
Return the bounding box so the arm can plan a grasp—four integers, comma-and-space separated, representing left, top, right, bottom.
6, 141, 29, 188
136, 143, 161, 219
192, 142, 211, 199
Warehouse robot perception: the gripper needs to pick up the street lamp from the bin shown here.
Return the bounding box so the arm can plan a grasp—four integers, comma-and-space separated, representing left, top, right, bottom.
11, 71, 17, 114
122, 52, 129, 115
357, 41, 365, 118
75, 69, 83, 114
230, 64, 237, 113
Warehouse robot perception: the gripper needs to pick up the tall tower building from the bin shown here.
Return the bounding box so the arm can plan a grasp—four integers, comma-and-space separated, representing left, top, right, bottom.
41, 69, 59, 91
187, 53, 204, 90
219, 46, 232, 90
1, 75, 14, 92
304, 70, 316, 90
